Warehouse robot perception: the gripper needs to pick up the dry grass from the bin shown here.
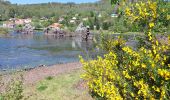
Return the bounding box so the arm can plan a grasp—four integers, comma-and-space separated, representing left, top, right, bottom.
23, 69, 93, 100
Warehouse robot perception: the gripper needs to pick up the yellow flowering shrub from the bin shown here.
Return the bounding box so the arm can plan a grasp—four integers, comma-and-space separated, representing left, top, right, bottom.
81, 0, 170, 99
81, 38, 170, 99
124, 0, 169, 32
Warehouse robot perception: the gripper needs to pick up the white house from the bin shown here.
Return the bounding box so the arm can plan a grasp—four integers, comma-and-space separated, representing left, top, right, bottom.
70, 20, 76, 23
3, 21, 15, 28
58, 17, 64, 23
72, 17, 77, 20
111, 14, 118, 18
98, 14, 102, 18
82, 17, 88, 21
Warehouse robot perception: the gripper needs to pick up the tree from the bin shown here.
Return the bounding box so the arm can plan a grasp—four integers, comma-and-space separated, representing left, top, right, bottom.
8, 7, 16, 18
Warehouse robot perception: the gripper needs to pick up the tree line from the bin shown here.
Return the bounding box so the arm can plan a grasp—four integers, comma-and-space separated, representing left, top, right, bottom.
0, 0, 112, 21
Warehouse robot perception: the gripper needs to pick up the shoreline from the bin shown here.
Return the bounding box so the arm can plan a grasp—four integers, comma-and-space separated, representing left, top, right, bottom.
0, 62, 82, 84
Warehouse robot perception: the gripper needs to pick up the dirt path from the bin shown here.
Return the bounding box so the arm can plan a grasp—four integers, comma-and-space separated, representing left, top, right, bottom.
23, 62, 82, 85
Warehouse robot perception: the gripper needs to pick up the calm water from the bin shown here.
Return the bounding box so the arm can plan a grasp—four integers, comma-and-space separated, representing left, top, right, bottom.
0, 32, 97, 71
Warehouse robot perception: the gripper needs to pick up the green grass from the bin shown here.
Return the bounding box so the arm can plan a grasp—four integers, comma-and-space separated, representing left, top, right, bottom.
24, 69, 92, 100
0, 96, 3, 100
0, 21, 3, 25
45, 76, 54, 80
36, 85, 48, 91
0, 28, 8, 35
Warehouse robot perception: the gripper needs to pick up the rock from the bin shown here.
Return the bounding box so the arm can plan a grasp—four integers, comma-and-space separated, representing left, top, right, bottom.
22, 24, 35, 34
23, 67, 34, 71
75, 22, 86, 34
44, 27, 66, 37
38, 65, 46, 67
75, 22, 93, 40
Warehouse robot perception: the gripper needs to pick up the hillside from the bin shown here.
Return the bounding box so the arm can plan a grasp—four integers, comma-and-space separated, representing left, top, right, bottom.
0, 0, 113, 20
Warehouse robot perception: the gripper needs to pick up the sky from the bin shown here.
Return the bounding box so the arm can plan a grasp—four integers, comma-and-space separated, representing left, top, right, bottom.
9, 0, 100, 4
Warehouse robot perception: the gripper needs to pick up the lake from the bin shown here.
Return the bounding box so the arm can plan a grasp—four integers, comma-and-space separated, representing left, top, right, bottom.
0, 32, 97, 71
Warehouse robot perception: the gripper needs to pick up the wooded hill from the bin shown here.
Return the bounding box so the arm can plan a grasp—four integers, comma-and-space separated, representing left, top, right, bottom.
0, 0, 113, 21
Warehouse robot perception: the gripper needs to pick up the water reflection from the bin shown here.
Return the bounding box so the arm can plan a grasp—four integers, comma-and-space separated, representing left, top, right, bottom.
0, 32, 97, 71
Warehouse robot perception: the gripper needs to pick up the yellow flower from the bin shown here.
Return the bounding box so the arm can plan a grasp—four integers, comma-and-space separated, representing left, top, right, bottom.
149, 36, 152, 41
141, 63, 146, 68
158, 69, 170, 80
149, 22, 155, 28
153, 50, 156, 55
123, 71, 131, 79
131, 93, 135, 97
167, 15, 170, 20
148, 32, 152, 36
151, 63, 155, 68
156, 40, 159, 46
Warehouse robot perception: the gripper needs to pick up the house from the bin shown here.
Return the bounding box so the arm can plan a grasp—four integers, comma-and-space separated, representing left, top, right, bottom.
24, 18, 32, 24
58, 17, 64, 23
9, 18, 16, 22
40, 17, 48, 21
111, 14, 118, 18
82, 17, 88, 21
15, 18, 32, 25
72, 17, 77, 20
98, 14, 102, 18
75, 14, 79, 17
3, 21, 15, 28
15, 19, 25, 25
49, 23, 62, 29
70, 20, 76, 24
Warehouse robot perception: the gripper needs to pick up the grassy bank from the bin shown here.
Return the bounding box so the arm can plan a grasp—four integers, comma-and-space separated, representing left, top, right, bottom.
0, 28, 8, 35
0, 68, 92, 100
24, 70, 91, 100
23, 69, 92, 100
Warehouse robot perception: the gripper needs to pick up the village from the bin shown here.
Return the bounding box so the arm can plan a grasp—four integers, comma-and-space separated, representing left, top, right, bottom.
1, 12, 119, 40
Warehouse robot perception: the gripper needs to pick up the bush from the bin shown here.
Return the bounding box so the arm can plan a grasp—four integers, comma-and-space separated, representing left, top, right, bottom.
45, 76, 53, 80
80, 36, 170, 99
81, 0, 170, 99
2, 75, 23, 100
109, 17, 128, 33
37, 84, 48, 92
102, 21, 110, 30
0, 28, 8, 35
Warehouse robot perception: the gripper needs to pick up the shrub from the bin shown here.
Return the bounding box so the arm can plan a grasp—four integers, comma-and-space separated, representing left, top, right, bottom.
102, 21, 110, 30
37, 85, 48, 92
3, 75, 23, 100
45, 76, 53, 80
109, 17, 128, 33
0, 28, 8, 35
81, 0, 170, 99
80, 36, 170, 99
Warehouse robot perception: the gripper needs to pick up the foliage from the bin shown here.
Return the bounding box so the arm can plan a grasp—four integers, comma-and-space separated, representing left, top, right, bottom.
24, 70, 91, 100
45, 76, 54, 80
81, 39, 170, 99
102, 21, 110, 30
0, 28, 8, 34
109, 17, 128, 33
81, 0, 170, 99
37, 84, 48, 92
2, 75, 23, 100
124, 0, 170, 33
15, 24, 23, 30
0, 0, 112, 20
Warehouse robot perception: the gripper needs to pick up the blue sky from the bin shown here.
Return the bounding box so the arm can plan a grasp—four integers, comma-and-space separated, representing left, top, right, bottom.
9, 0, 99, 4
